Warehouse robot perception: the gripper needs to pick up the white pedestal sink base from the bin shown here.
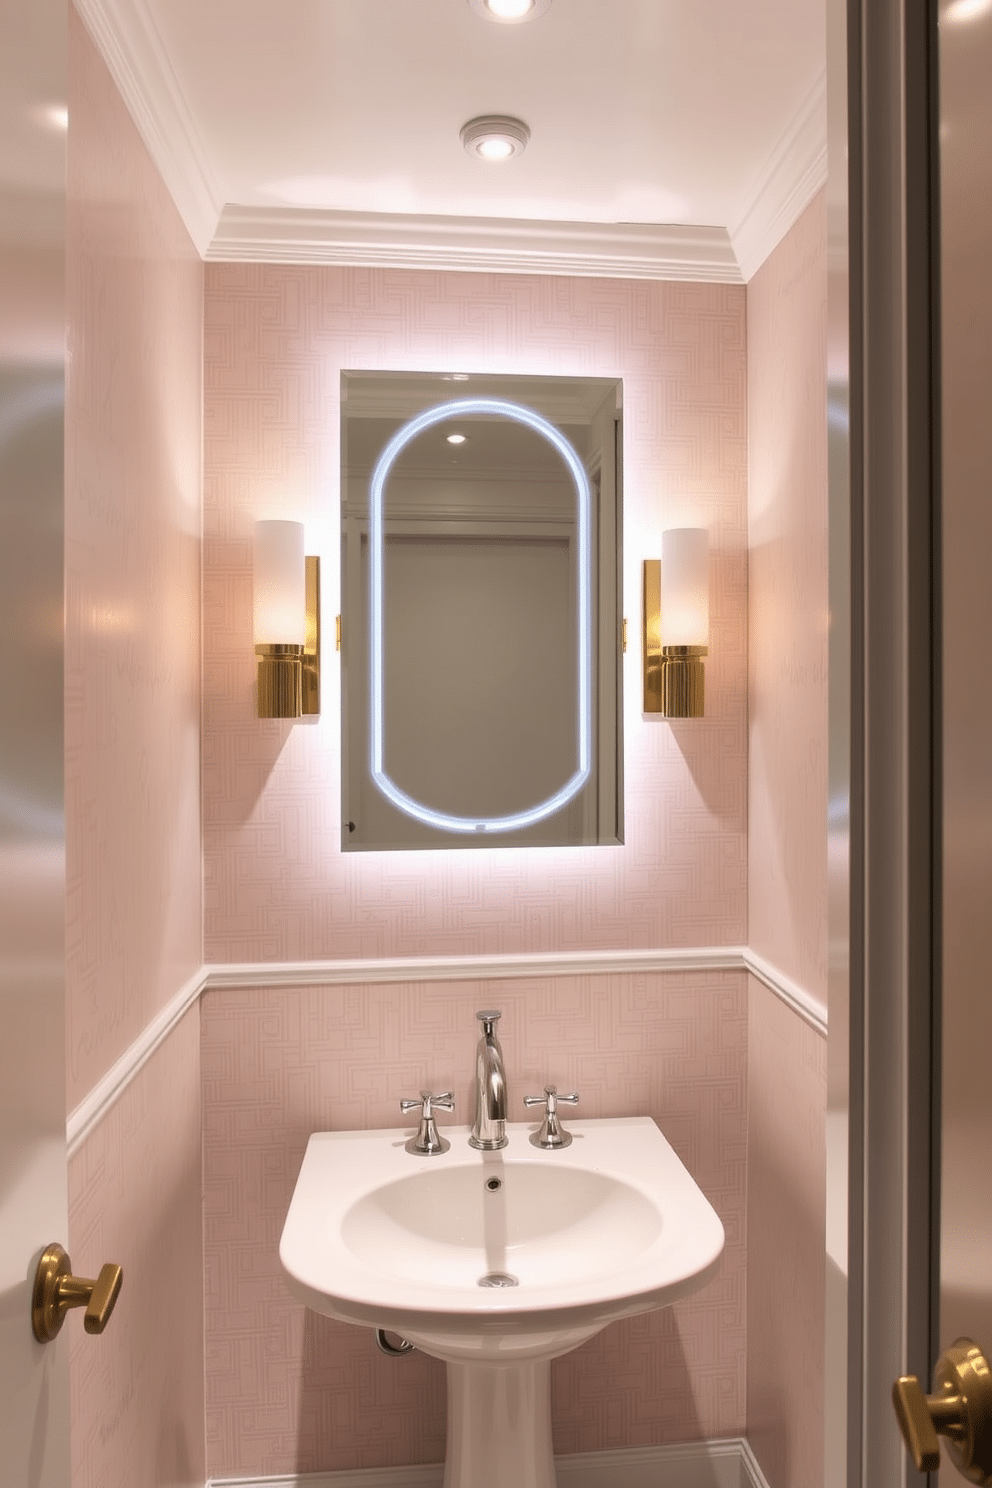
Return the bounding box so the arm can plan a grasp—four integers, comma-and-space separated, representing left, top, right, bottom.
444, 1358, 556, 1488
280, 1119, 726, 1488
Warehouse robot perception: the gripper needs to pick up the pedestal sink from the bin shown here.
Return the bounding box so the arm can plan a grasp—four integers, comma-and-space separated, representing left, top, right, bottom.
279, 1116, 723, 1488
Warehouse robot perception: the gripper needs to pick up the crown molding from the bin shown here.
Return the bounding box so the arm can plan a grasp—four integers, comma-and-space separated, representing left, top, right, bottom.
207, 208, 743, 283
74, 0, 222, 256
342, 376, 614, 423
730, 70, 829, 282
80, 1, 825, 282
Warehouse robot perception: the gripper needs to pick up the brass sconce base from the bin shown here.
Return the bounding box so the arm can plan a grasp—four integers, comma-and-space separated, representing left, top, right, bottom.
256, 645, 303, 717
660, 646, 707, 718
255, 556, 321, 719
641, 559, 707, 718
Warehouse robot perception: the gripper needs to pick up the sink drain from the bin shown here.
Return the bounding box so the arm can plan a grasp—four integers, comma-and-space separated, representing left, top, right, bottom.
478, 1271, 519, 1288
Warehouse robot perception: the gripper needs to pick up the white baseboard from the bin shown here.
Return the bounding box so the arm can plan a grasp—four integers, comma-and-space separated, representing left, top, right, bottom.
207, 1437, 772, 1488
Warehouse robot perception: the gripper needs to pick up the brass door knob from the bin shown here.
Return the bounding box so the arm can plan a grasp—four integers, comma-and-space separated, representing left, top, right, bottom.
893, 1338, 992, 1483
32, 1242, 123, 1344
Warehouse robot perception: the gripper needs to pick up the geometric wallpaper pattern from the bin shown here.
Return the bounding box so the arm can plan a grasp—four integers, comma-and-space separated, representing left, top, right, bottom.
69, 1008, 204, 1488
202, 263, 749, 963
747, 976, 827, 1488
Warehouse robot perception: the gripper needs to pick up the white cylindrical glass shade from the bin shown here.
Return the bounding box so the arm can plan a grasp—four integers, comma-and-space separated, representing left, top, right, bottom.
253, 520, 305, 645
661, 527, 709, 646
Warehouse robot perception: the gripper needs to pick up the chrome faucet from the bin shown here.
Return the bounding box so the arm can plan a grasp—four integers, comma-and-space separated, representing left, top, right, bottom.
469, 1010, 507, 1150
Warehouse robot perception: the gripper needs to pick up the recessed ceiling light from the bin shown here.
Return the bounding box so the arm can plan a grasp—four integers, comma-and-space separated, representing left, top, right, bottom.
461, 115, 530, 162
446, 433, 468, 444
468, 0, 551, 21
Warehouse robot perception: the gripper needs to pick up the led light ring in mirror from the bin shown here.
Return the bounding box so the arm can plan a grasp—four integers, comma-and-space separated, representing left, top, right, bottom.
369, 396, 592, 834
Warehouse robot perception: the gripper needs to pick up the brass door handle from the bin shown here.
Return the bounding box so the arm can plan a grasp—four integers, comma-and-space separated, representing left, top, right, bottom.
32, 1242, 123, 1344
893, 1338, 992, 1483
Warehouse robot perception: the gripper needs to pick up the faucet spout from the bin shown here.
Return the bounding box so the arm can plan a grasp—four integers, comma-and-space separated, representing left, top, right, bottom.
469, 1010, 507, 1150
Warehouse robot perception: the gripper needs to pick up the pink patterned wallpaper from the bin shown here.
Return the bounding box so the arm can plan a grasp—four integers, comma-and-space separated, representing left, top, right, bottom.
197, 251, 785, 1481
66, 7, 203, 1108
746, 978, 826, 1488
69, 1006, 204, 1488
201, 971, 747, 1478
198, 266, 754, 1471
746, 192, 829, 1006
745, 196, 828, 1488
202, 266, 748, 962
66, 9, 204, 1486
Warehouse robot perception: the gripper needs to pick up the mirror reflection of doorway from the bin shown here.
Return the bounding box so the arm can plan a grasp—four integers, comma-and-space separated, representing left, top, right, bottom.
358, 529, 583, 844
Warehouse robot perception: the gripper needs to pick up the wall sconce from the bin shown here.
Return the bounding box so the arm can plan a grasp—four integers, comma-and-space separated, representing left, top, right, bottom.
642, 527, 709, 718
253, 520, 320, 718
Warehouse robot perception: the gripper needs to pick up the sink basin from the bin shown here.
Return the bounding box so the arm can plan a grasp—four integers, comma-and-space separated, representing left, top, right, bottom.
343, 1161, 663, 1290
280, 1117, 723, 1487
282, 1116, 723, 1349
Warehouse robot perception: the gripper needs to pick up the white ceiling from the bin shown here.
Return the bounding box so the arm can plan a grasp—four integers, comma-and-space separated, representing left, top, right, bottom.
76, 0, 827, 281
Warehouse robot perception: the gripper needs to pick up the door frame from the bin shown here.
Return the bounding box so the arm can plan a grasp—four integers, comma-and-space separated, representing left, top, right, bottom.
839, 0, 943, 1482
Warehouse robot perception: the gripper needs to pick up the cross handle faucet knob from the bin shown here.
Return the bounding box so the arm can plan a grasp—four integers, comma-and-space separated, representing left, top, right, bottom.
523, 1085, 579, 1149
400, 1091, 454, 1156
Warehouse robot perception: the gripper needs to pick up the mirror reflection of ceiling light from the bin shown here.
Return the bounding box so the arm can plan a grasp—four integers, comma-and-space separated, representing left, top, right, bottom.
469, 0, 551, 21
461, 116, 530, 162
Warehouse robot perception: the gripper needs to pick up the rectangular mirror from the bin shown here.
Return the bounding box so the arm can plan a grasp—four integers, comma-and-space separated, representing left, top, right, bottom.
340, 370, 623, 851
